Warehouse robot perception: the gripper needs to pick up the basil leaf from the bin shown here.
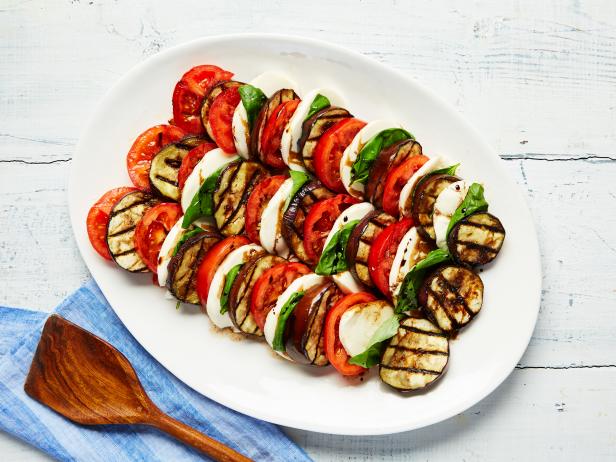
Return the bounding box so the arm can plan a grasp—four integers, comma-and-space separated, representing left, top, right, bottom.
220, 263, 243, 314
238, 84, 267, 130
272, 291, 305, 352
430, 163, 460, 177
181, 166, 224, 228
172, 228, 204, 257
284, 170, 311, 211
304, 94, 330, 121
350, 128, 413, 185
348, 314, 402, 368
315, 220, 359, 275
446, 183, 489, 237
395, 249, 451, 313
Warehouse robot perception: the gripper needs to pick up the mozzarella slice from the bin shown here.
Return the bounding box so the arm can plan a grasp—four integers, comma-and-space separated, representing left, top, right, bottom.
338, 300, 395, 357
280, 88, 346, 171
389, 227, 431, 300
433, 180, 469, 250
339, 120, 401, 199
263, 273, 326, 359
332, 271, 364, 294
206, 244, 263, 330
398, 155, 451, 217
232, 72, 299, 159
259, 177, 293, 258
180, 148, 238, 212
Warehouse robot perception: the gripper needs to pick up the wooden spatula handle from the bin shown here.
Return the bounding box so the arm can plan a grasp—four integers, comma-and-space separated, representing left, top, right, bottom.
150, 412, 252, 462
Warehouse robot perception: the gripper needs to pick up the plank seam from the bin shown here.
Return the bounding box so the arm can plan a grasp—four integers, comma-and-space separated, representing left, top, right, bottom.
516, 364, 616, 370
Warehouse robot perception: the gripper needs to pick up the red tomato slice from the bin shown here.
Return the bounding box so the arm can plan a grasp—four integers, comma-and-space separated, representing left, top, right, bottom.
244, 175, 287, 244
208, 85, 241, 153
172, 65, 234, 134
250, 262, 311, 331
195, 235, 251, 307
126, 125, 187, 191
324, 292, 377, 376
86, 187, 138, 260
314, 118, 366, 192
303, 194, 359, 264
368, 218, 414, 297
177, 142, 217, 190
260, 99, 301, 169
381, 155, 429, 216
134, 203, 183, 273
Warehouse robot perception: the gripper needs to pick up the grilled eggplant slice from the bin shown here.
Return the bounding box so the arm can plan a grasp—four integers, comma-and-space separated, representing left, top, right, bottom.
287, 281, 343, 366
228, 253, 284, 336
298, 106, 352, 173
250, 88, 300, 162
366, 139, 423, 209
411, 173, 460, 240
166, 231, 221, 304
448, 212, 506, 266
419, 265, 484, 334
201, 81, 243, 140
106, 190, 159, 272
281, 180, 335, 264
379, 314, 449, 392
212, 160, 268, 236
149, 136, 204, 201
346, 211, 397, 287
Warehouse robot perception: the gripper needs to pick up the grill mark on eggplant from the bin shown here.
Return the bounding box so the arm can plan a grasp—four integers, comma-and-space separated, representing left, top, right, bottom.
109, 200, 149, 217
411, 174, 459, 240
107, 225, 136, 238
149, 142, 197, 201
112, 248, 138, 258
219, 167, 263, 230
425, 285, 459, 328
299, 107, 351, 173
435, 272, 473, 319
390, 345, 449, 356
215, 162, 240, 203
380, 365, 441, 375
154, 174, 179, 187
399, 325, 448, 338
453, 240, 498, 254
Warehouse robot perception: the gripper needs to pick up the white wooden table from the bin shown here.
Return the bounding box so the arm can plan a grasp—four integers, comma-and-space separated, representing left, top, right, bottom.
2, 1, 615, 460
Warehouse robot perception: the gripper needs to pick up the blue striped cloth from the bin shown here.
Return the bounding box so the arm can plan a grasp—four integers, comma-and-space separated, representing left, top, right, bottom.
0, 280, 312, 462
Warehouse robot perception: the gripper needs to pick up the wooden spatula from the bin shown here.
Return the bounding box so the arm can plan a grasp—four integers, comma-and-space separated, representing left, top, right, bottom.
24, 314, 252, 462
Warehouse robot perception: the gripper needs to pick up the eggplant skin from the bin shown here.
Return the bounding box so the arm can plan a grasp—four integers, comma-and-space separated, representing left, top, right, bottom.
201, 81, 243, 139
411, 173, 460, 240
418, 265, 484, 334
106, 190, 159, 272
228, 253, 284, 336
166, 231, 221, 304
379, 315, 449, 392
448, 212, 506, 266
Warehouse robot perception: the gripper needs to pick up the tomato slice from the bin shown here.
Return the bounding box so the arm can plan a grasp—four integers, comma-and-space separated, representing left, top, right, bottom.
381, 155, 429, 216
126, 125, 187, 191
86, 187, 138, 260
250, 262, 311, 331
208, 85, 241, 153
195, 235, 251, 307
244, 175, 287, 244
172, 65, 234, 134
314, 118, 366, 192
368, 218, 414, 297
177, 141, 217, 190
324, 292, 377, 376
303, 194, 358, 264
134, 203, 183, 273
260, 99, 301, 169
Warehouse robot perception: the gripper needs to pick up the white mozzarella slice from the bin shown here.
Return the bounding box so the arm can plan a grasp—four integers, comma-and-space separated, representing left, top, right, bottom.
280, 88, 346, 171
332, 271, 364, 294
397, 156, 451, 217
433, 180, 469, 250
206, 244, 263, 330
180, 148, 238, 212
339, 120, 401, 199
389, 227, 430, 300
263, 273, 326, 359
259, 178, 293, 258
232, 72, 299, 159
338, 300, 395, 357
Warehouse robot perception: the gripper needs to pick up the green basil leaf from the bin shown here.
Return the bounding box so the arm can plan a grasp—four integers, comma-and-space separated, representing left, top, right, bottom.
220, 263, 243, 314
284, 170, 311, 211
272, 291, 305, 352
430, 163, 460, 177
348, 314, 402, 368
304, 94, 330, 121
238, 84, 267, 130
350, 128, 413, 185
446, 183, 489, 237
315, 220, 359, 275
181, 166, 224, 229
395, 249, 451, 313
172, 228, 204, 257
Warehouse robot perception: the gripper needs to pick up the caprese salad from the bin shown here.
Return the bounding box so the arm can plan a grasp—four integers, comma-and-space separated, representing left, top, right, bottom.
86, 64, 506, 392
